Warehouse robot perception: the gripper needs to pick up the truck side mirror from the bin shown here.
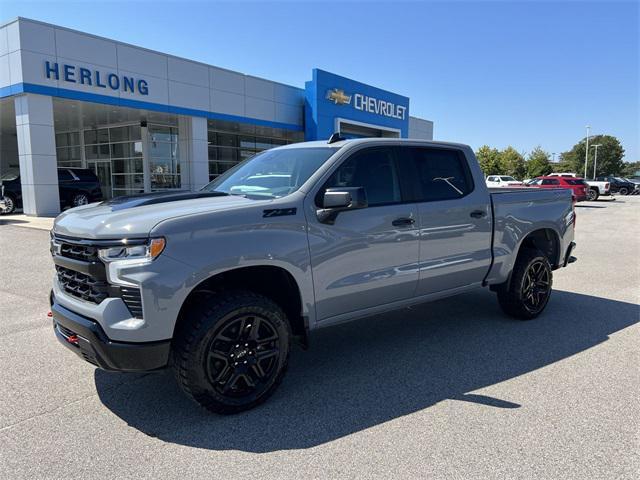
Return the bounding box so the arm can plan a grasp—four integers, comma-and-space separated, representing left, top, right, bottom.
317, 187, 368, 224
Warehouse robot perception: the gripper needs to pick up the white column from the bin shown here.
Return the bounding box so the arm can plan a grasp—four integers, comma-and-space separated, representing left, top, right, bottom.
14, 94, 60, 216
178, 116, 209, 191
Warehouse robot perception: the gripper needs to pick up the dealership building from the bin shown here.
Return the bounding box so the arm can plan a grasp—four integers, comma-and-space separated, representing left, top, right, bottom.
0, 17, 434, 216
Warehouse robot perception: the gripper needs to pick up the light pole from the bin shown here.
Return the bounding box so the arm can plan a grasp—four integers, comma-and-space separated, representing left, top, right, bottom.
591, 144, 602, 180
584, 125, 590, 179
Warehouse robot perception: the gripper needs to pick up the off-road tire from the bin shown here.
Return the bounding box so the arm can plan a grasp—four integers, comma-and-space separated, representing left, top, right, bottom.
172, 290, 291, 414
497, 249, 553, 320
587, 188, 599, 201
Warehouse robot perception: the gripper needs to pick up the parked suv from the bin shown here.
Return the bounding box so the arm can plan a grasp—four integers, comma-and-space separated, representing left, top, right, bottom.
0, 168, 103, 214
527, 176, 588, 201
50, 138, 576, 414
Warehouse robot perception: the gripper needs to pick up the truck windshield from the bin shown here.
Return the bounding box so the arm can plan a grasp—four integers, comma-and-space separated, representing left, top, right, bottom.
202, 147, 338, 198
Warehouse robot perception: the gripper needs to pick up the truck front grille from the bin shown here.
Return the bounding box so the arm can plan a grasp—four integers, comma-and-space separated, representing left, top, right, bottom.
59, 243, 99, 262
55, 265, 109, 304
53, 235, 145, 319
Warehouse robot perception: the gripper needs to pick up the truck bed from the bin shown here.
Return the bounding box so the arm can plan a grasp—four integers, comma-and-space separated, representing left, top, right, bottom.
484, 187, 574, 286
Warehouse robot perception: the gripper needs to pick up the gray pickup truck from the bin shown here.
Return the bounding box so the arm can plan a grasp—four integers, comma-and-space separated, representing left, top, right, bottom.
50, 137, 576, 413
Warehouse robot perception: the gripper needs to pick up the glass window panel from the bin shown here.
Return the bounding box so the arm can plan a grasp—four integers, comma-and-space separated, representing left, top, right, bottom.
85, 144, 110, 160
111, 142, 132, 159
112, 159, 144, 174
271, 139, 287, 146
217, 147, 238, 162
97, 128, 109, 144
149, 141, 173, 159
208, 146, 217, 161
112, 174, 144, 189
134, 141, 143, 156
84, 129, 97, 145
217, 133, 238, 148
110, 126, 128, 142
239, 136, 255, 149
56, 133, 68, 147
151, 174, 181, 190
112, 188, 144, 197
207, 131, 217, 144
240, 149, 257, 161
129, 125, 141, 141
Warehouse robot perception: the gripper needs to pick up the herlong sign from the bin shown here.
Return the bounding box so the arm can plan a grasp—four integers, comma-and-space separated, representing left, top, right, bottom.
44, 61, 149, 95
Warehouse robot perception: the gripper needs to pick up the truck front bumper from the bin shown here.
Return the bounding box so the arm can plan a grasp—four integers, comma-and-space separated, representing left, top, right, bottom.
51, 295, 171, 372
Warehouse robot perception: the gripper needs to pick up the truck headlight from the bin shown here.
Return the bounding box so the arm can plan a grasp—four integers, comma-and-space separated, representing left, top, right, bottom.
98, 238, 166, 263
98, 238, 165, 286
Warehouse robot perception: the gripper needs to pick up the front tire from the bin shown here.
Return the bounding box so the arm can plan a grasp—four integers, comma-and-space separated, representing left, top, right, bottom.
587, 188, 599, 201
172, 291, 291, 414
618, 187, 629, 196
497, 249, 553, 320
1, 195, 16, 214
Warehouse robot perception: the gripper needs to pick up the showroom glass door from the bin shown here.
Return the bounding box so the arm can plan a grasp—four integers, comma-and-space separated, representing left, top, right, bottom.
89, 161, 112, 199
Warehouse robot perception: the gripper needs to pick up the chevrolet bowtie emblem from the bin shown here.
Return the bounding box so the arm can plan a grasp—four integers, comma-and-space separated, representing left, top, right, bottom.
326, 88, 352, 105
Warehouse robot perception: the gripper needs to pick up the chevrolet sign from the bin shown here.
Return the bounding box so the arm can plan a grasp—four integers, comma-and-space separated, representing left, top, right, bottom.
326, 88, 406, 120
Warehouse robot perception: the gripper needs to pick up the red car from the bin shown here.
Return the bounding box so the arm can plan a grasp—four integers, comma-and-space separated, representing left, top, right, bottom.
527, 176, 588, 201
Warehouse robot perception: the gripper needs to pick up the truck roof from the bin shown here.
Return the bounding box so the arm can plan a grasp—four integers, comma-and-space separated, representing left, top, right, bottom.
275, 137, 470, 150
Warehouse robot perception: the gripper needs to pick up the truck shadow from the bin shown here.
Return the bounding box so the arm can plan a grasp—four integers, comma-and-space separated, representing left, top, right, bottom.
94, 289, 638, 452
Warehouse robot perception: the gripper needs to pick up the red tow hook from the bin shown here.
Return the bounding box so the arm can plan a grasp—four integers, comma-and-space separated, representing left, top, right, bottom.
47, 311, 53, 317
66, 335, 79, 345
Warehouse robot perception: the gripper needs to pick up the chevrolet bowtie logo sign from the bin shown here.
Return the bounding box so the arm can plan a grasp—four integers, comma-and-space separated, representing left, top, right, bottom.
326, 88, 352, 105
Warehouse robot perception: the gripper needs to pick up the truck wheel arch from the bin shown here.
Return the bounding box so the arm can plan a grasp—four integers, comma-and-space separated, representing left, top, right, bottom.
173, 265, 309, 348
497, 228, 561, 292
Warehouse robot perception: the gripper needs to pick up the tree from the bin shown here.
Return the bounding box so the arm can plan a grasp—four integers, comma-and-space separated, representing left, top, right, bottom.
499, 146, 527, 179
561, 135, 625, 179
526, 146, 552, 178
476, 145, 504, 175
621, 161, 640, 178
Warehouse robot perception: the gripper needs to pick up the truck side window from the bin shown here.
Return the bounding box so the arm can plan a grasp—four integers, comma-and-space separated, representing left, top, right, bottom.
542, 179, 560, 185
320, 147, 401, 206
409, 147, 473, 201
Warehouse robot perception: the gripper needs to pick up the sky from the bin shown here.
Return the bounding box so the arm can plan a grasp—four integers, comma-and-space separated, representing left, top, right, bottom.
1, 0, 638, 162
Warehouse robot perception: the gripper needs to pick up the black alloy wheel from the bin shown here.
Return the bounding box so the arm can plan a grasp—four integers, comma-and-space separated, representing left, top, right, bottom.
205, 314, 281, 398
520, 260, 552, 316
173, 291, 291, 414
497, 249, 553, 320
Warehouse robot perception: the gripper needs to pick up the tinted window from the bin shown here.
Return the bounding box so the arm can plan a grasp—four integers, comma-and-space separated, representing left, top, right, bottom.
410, 147, 473, 201
322, 147, 401, 206
541, 178, 560, 185
57, 169, 75, 182
565, 179, 585, 185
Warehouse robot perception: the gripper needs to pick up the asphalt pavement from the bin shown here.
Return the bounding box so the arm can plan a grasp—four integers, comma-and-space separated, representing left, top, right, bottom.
0, 196, 638, 479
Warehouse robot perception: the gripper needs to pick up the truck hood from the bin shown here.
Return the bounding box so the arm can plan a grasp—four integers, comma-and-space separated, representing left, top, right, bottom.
53, 191, 259, 239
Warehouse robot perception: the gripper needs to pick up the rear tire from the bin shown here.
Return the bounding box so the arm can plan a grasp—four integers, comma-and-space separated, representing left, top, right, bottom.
618, 187, 629, 196
587, 188, 599, 201
497, 249, 553, 320
172, 290, 291, 414
72, 193, 90, 207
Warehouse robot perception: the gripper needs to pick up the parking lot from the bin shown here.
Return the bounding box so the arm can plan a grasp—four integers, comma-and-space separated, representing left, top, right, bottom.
0, 196, 638, 479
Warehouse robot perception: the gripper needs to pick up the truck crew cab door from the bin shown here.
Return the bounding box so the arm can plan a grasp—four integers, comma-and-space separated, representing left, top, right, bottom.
304, 146, 420, 322
400, 146, 493, 296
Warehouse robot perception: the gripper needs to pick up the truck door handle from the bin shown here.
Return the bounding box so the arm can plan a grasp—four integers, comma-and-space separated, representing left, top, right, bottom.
392, 217, 415, 227
470, 210, 487, 218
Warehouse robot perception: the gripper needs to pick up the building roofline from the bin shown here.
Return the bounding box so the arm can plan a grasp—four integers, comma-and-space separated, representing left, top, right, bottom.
0, 16, 303, 92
